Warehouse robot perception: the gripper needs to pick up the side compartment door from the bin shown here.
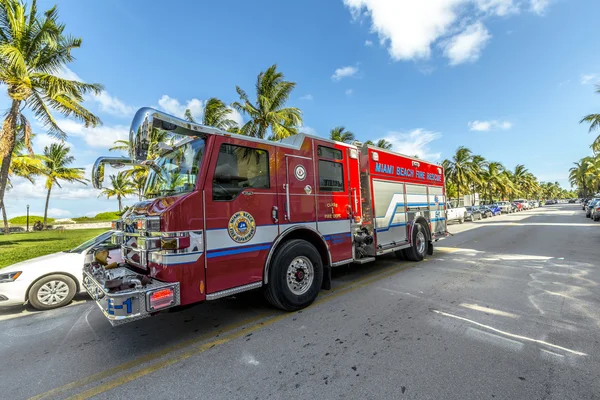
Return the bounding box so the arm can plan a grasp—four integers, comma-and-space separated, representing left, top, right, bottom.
372, 179, 407, 248
405, 184, 430, 242
204, 138, 278, 293
428, 186, 446, 236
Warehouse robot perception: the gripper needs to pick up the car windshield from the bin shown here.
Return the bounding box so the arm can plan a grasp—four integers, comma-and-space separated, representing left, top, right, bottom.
67, 231, 112, 253
145, 139, 205, 198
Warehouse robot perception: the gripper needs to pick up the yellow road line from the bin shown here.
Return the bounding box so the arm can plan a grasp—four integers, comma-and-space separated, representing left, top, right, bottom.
31, 260, 420, 400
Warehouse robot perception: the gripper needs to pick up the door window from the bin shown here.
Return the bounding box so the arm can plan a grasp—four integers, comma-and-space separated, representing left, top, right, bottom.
213, 144, 270, 201
318, 160, 344, 192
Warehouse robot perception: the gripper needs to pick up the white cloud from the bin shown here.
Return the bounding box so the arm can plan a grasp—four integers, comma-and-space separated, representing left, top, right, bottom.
345, 89, 354, 96
298, 125, 318, 136
365, 40, 373, 46
56, 119, 129, 149
581, 74, 598, 85
468, 119, 513, 131
379, 129, 442, 160
475, 0, 518, 16
332, 66, 359, 81
157, 95, 243, 129
56, 66, 83, 81
47, 208, 73, 218
93, 91, 135, 117
32, 134, 76, 153
299, 94, 314, 100
443, 22, 492, 66
343, 0, 548, 65
530, 0, 550, 15
57, 66, 135, 118
158, 95, 204, 120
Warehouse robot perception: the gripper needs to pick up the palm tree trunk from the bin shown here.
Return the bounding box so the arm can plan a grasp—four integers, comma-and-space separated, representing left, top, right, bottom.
0, 200, 8, 234
118, 195, 122, 213
0, 100, 22, 234
43, 184, 52, 229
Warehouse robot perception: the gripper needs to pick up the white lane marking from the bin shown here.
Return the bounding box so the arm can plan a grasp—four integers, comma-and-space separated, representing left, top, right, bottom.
460, 303, 519, 319
467, 327, 524, 351
541, 349, 565, 358
431, 309, 587, 356
485, 222, 599, 227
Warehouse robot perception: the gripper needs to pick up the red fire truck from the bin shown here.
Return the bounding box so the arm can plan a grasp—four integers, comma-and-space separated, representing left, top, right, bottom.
84, 108, 448, 325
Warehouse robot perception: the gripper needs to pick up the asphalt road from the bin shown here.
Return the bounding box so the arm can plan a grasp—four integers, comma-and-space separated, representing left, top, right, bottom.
1, 204, 599, 400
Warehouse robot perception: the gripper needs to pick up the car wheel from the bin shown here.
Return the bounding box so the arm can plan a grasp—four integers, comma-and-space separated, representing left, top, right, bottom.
459, 216, 465, 224
28, 274, 77, 310
402, 223, 429, 261
264, 239, 323, 311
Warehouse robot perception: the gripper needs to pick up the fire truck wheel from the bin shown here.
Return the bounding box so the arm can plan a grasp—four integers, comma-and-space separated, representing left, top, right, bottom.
402, 223, 428, 262
265, 239, 323, 311
28, 274, 77, 310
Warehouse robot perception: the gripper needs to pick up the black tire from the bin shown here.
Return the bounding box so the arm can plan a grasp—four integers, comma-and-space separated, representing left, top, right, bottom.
402, 223, 429, 262
28, 274, 77, 310
264, 239, 323, 311
459, 216, 464, 224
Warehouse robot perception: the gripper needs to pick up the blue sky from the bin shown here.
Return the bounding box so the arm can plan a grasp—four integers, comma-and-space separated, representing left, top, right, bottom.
4, 0, 600, 219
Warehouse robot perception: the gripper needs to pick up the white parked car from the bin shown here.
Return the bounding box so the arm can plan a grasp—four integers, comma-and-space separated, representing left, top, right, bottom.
0, 231, 121, 310
446, 203, 468, 224
495, 201, 513, 213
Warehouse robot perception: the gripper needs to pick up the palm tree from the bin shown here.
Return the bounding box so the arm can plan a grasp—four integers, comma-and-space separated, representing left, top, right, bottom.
109, 140, 129, 152
124, 166, 148, 201
442, 147, 476, 204
232, 64, 302, 140
581, 85, 600, 151
480, 161, 505, 203
108, 128, 172, 159
469, 155, 487, 199
569, 158, 593, 197
0, 138, 44, 231
0, 0, 102, 225
329, 126, 355, 143
99, 173, 135, 213
365, 139, 393, 149
184, 97, 238, 131
40, 143, 86, 228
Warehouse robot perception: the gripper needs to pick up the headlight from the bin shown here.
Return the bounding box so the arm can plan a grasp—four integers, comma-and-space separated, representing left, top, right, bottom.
0, 271, 22, 283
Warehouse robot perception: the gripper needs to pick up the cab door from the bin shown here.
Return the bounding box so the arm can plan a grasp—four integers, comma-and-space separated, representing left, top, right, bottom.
314, 142, 353, 262
204, 136, 278, 293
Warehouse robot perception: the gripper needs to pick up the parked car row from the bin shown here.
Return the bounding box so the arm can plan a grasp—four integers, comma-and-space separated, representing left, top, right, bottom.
457, 199, 542, 223
583, 198, 600, 221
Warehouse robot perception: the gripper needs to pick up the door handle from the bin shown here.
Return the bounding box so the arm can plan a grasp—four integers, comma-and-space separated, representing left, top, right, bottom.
272, 206, 279, 223
242, 190, 254, 196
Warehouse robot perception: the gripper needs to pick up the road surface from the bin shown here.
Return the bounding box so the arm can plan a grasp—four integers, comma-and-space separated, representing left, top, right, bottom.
1, 204, 598, 400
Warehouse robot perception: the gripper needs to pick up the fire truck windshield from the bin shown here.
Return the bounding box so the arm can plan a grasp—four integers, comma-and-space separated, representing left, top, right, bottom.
144, 139, 205, 198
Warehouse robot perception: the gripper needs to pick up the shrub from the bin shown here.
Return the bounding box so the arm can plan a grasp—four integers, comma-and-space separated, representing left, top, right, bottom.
71, 212, 119, 223
93, 212, 120, 221
8, 215, 55, 225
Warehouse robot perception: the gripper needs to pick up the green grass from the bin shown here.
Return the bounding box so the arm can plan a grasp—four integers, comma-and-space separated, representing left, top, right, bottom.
0, 228, 109, 269
9, 215, 55, 224
72, 211, 120, 223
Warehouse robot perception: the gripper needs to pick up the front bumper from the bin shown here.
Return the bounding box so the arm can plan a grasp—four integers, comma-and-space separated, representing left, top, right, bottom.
83, 266, 180, 326
0, 280, 31, 307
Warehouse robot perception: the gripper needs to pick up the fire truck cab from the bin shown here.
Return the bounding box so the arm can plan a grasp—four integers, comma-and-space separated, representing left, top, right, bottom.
84, 108, 447, 325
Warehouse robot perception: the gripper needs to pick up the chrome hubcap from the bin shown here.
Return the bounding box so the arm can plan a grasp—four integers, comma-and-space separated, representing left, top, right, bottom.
286, 256, 314, 295
37, 280, 69, 305
416, 231, 426, 255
